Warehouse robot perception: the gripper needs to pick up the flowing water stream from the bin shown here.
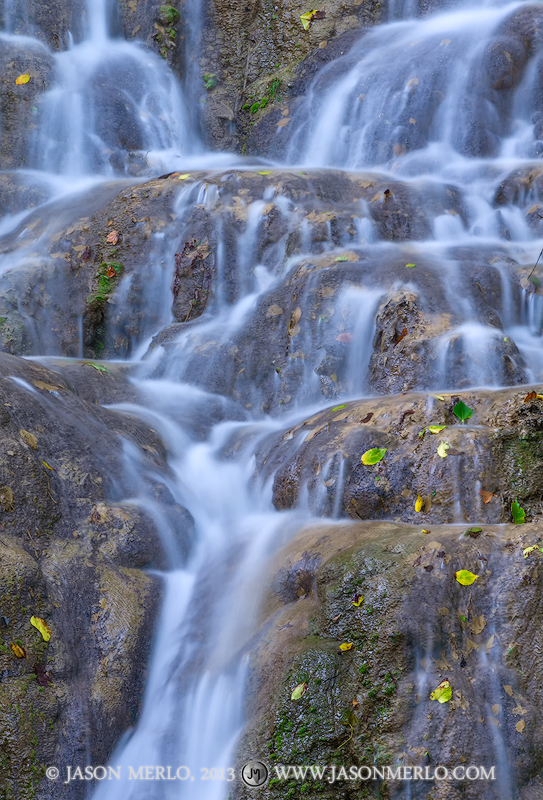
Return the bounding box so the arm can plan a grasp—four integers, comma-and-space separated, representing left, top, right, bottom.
2, 0, 543, 797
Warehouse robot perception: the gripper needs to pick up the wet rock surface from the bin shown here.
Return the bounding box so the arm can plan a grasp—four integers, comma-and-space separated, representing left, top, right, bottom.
235, 519, 543, 800
0, 352, 191, 800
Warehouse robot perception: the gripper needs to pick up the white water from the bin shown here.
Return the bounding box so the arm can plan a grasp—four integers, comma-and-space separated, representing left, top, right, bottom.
3, 0, 543, 796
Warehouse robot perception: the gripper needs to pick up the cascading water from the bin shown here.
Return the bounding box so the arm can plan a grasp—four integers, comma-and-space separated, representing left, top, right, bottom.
3, 0, 543, 797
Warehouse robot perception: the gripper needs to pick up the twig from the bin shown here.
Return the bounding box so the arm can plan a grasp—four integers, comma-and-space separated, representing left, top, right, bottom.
528, 245, 543, 281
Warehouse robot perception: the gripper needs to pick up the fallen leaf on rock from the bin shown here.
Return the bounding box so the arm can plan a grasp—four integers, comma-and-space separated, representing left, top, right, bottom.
336, 333, 353, 342
430, 394, 445, 401
33, 380, 62, 392
258, 171, 272, 175
11, 643, 25, 658
421, 529, 431, 534
15, 74, 31, 85
504, 685, 513, 696
424, 564, 434, 572
334, 255, 349, 262
516, 719, 525, 733
464, 526, 482, 538
472, 615, 486, 635
452, 400, 473, 421
438, 607, 449, 616
352, 698, 359, 707
83, 362, 109, 373
407, 77, 419, 87
437, 441, 450, 458
492, 704, 501, 715
430, 679, 452, 703
30, 616, 51, 642
20, 429, 38, 450
360, 413, 373, 423
406, 263, 416, 268
455, 570, 479, 586
300, 9, 319, 29
106, 230, 119, 245
277, 118, 290, 127
428, 425, 447, 433
512, 704, 527, 716
415, 495, 424, 512
0, 486, 14, 511
523, 545, 543, 558
34, 662, 52, 686
511, 500, 526, 524
339, 642, 353, 651
177, 174, 191, 180
352, 592, 364, 607
478, 488, 495, 503
524, 391, 538, 402
361, 448, 386, 465
266, 304, 283, 317
106, 265, 116, 278
291, 682, 308, 700
394, 327, 408, 346
41, 461, 55, 471
485, 634, 496, 653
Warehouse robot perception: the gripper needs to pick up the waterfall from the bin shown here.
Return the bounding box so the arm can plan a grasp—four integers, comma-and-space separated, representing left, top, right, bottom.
2, 0, 543, 796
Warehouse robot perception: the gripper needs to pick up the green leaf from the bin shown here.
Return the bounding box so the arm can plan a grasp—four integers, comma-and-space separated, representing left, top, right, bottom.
361, 448, 387, 465
430, 679, 452, 703
405, 263, 416, 268
452, 400, 473, 421
523, 545, 543, 558
511, 500, 526, 525
83, 362, 109, 373
334, 256, 349, 262
291, 682, 308, 700
332, 404, 347, 411
454, 570, 479, 586
428, 425, 446, 433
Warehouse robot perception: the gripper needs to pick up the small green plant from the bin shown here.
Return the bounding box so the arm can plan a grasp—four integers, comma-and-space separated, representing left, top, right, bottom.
203, 73, 217, 90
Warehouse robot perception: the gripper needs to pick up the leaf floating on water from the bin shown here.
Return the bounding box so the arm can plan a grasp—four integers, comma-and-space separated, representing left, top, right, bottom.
30, 616, 51, 642
415, 495, 424, 512
336, 333, 353, 343
11, 643, 25, 658
15, 74, 30, 85
20, 429, 38, 450
339, 642, 353, 651
332, 404, 347, 411
394, 327, 408, 346
452, 400, 473, 421
361, 448, 386, 465
437, 441, 450, 458
430, 679, 452, 703
428, 425, 447, 433
291, 682, 308, 700
441, 38, 451, 45
352, 592, 364, 607
511, 500, 526, 525
478, 488, 495, 504
405, 263, 416, 268
516, 719, 526, 733
360, 413, 373, 423
455, 570, 479, 586
83, 362, 109, 373
407, 77, 419, 88
105, 230, 119, 245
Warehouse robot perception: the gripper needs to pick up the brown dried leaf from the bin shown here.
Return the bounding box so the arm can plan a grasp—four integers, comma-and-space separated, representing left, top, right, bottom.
11, 643, 25, 658
360, 413, 373, 423
478, 488, 495, 504
106, 230, 119, 245
336, 333, 353, 343
33, 380, 62, 392
394, 327, 408, 346
20, 429, 38, 450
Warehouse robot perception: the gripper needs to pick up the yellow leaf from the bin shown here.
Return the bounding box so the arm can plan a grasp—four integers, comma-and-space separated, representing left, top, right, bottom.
430, 679, 452, 703
429, 394, 445, 401
361, 447, 386, 465
30, 616, 51, 642
428, 425, 446, 433
471, 614, 486, 635
454, 570, 479, 586
33, 380, 62, 392
415, 494, 423, 512
300, 9, 318, 29
437, 441, 450, 458
351, 594, 364, 607
258, 170, 272, 175
421, 529, 431, 534
41, 461, 54, 470
178, 174, 191, 180
516, 719, 525, 733
291, 682, 308, 700
504, 685, 513, 697
339, 642, 353, 651
15, 74, 30, 85
11, 643, 26, 658
523, 545, 543, 558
